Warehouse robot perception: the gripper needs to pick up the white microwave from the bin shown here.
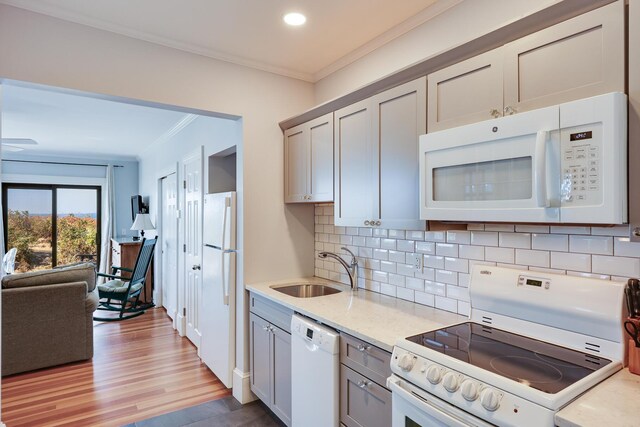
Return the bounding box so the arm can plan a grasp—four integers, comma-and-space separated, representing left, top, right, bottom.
419, 92, 627, 224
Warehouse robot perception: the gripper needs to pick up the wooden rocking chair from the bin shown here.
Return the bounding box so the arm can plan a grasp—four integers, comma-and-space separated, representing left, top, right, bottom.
93, 238, 157, 321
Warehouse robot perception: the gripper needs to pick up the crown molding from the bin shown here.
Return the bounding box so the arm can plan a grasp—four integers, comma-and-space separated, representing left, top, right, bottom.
0, 0, 461, 84
313, 0, 463, 81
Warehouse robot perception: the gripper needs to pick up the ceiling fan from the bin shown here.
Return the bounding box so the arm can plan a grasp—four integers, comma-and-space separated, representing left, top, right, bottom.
1, 138, 38, 152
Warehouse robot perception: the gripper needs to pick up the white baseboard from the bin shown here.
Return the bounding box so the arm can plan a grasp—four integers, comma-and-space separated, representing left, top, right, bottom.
232, 368, 257, 404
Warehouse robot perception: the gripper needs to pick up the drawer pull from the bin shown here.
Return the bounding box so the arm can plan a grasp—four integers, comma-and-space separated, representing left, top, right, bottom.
356, 344, 370, 352
357, 380, 370, 389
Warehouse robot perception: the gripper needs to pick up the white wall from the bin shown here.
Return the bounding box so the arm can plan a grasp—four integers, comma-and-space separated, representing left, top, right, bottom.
315, 0, 559, 103
1, 152, 138, 236
0, 3, 316, 403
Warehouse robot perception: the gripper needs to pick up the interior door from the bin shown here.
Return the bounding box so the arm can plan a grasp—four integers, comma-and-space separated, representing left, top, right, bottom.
161, 173, 178, 320
183, 152, 203, 348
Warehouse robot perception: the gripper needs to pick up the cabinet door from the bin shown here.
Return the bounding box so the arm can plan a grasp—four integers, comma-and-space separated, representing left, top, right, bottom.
249, 313, 271, 403
427, 49, 503, 132
284, 124, 309, 203
372, 77, 427, 230
503, 1, 624, 114
334, 99, 375, 227
340, 365, 392, 427
270, 326, 292, 426
308, 113, 334, 203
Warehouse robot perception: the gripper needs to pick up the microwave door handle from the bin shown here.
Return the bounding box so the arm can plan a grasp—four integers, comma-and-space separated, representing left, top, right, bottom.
534, 130, 549, 207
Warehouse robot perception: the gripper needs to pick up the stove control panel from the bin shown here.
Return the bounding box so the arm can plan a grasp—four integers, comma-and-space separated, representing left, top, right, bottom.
391, 346, 556, 427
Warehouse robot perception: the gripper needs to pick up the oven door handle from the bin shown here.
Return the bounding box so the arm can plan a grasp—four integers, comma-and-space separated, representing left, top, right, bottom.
388, 376, 493, 427
534, 130, 549, 207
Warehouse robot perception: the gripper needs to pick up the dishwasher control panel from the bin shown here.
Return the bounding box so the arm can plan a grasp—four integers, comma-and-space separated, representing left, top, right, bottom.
291, 314, 339, 354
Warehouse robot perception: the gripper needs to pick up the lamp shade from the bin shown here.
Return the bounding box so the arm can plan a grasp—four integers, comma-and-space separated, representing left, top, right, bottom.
131, 213, 155, 231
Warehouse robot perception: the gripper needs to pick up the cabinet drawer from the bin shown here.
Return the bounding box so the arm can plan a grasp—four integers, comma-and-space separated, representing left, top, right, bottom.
340, 333, 391, 387
250, 293, 294, 333
340, 365, 391, 427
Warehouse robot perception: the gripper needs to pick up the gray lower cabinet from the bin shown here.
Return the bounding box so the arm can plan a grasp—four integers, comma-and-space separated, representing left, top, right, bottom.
249, 293, 293, 427
340, 333, 392, 427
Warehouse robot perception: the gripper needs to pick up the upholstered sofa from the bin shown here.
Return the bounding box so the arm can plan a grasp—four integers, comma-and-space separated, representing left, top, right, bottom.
1, 263, 98, 376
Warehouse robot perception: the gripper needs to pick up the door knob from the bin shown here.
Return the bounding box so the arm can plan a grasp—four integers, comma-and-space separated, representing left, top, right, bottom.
192, 265, 201, 270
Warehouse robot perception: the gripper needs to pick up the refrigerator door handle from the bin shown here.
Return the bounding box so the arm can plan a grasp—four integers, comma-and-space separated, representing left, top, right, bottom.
222, 251, 230, 306
221, 196, 230, 251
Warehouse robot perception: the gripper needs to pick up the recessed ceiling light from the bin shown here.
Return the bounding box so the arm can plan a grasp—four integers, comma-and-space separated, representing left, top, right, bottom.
283, 12, 306, 26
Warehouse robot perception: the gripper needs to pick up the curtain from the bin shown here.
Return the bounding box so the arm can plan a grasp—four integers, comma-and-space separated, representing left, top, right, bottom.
99, 164, 116, 280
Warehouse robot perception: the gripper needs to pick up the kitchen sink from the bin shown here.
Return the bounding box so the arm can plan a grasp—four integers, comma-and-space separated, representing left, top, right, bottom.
271, 283, 342, 298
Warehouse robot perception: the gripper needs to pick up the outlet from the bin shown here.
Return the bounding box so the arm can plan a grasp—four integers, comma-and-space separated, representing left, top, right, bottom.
411, 253, 422, 273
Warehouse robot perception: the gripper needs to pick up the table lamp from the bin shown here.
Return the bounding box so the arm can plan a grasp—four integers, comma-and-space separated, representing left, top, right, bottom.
131, 213, 155, 240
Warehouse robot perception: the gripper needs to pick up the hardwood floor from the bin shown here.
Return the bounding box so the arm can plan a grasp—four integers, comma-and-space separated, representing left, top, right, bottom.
2, 308, 231, 427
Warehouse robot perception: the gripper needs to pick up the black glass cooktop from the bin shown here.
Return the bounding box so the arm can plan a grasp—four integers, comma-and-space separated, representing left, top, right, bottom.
406, 322, 612, 394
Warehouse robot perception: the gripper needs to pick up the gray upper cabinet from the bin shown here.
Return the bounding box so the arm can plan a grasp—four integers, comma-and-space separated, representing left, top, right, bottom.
503, 0, 624, 114
335, 77, 427, 230
428, 1, 624, 132
284, 112, 333, 203
427, 48, 504, 132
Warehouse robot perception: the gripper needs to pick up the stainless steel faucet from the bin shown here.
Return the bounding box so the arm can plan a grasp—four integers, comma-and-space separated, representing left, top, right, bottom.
318, 247, 358, 291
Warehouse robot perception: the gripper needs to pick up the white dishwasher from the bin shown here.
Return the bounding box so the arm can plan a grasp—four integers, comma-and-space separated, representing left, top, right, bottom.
291, 314, 340, 427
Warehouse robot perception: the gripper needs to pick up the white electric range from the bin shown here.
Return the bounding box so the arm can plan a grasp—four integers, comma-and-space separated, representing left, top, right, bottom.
388, 265, 626, 427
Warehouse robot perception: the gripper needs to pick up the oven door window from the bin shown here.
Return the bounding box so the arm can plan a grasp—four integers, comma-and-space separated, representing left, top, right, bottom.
433, 156, 532, 201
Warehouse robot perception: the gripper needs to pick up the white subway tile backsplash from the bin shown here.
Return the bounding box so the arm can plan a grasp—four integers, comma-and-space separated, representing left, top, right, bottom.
499, 232, 530, 249
415, 291, 435, 307
459, 245, 484, 261
485, 247, 515, 264
592, 255, 640, 278
381, 238, 396, 250
397, 240, 416, 252
532, 233, 568, 252
515, 249, 549, 267
485, 224, 515, 232
425, 231, 446, 242
447, 285, 469, 302
424, 255, 445, 269
445, 257, 469, 273
315, 204, 640, 313
436, 269, 458, 285
615, 238, 640, 258
388, 250, 406, 263
470, 231, 499, 247
516, 225, 549, 233
550, 252, 591, 272
446, 231, 470, 244
406, 277, 425, 291
388, 229, 405, 239
396, 287, 415, 302
436, 243, 458, 257
550, 226, 590, 235
424, 280, 446, 296
380, 261, 396, 273
416, 241, 435, 254
569, 235, 613, 255
435, 296, 458, 313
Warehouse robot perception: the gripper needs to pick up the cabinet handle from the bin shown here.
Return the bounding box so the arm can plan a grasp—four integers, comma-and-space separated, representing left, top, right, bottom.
504, 106, 517, 115
262, 325, 270, 332
357, 380, 370, 389
489, 108, 501, 118
356, 344, 370, 352
364, 220, 370, 226
374, 220, 381, 226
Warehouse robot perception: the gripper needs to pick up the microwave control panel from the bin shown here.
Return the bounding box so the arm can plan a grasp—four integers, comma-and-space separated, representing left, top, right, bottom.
560, 124, 602, 206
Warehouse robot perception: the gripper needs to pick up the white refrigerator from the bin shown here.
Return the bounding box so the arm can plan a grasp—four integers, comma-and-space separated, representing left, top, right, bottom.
200, 191, 236, 388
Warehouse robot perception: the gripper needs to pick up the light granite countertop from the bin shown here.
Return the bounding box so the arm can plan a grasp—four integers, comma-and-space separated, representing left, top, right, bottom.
246, 277, 465, 352
555, 369, 640, 427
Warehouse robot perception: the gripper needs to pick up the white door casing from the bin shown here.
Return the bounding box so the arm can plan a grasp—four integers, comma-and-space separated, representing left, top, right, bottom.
183, 150, 203, 348
161, 173, 178, 321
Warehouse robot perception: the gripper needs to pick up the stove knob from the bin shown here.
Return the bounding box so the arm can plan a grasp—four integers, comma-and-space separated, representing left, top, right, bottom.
426, 365, 442, 384
442, 372, 460, 392
480, 388, 501, 412
460, 380, 479, 401
398, 353, 416, 372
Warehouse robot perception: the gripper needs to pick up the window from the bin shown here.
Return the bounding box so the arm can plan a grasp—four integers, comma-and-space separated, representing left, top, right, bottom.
2, 184, 101, 272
